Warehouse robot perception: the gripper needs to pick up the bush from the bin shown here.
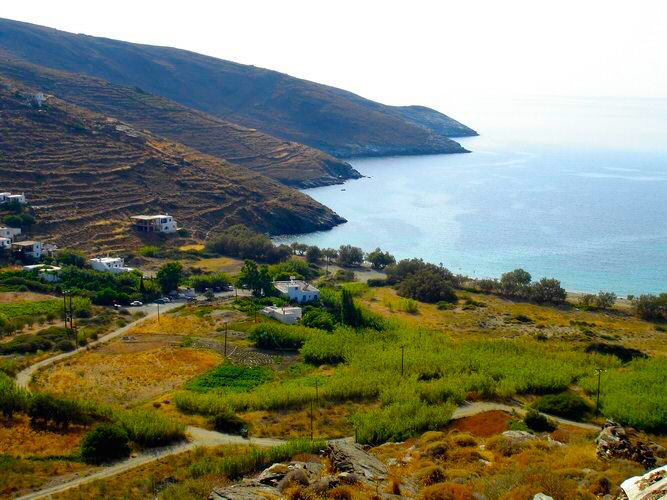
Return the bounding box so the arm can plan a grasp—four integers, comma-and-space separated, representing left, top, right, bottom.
531, 393, 592, 421
366, 278, 388, 288
80, 424, 130, 464
210, 409, 248, 435
585, 342, 646, 363
523, 409, 556, 432
248, 323, 323, 350
205, 225, 290, 263
116, 409, 185, 447
0, 373, 29, 419
398, 270, 457, 304
300, 309, 335, 331
56, 339, 75, 352
28, 393, 87, 429
190, 273, 231, 292
635, 293, 667, 321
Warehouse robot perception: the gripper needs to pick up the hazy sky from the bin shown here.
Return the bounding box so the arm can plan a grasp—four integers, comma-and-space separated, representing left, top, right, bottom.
2, 0, 665, 118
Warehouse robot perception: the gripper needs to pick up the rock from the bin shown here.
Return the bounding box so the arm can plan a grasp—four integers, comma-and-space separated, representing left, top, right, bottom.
596, 422, 656, 469
472, 493, 487, 500
387, 458, 397, 466
327, 439, 388, 485
533, 494, 553, 500
620, 464, 667, 500
256, 463, 289, 485
502, 430, 538, 444
209, 484, 279, 499
277, 469, 309, 492
338, 472, 360, 484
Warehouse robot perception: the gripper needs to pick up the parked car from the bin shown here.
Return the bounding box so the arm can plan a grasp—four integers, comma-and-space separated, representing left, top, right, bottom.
155, 298, 166, 304
130, 300, 143, 307
161, 297, 171, 303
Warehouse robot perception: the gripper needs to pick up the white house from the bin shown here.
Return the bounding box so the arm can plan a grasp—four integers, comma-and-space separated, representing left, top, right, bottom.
33, 93, 47, 107
12, 240, 42, 259
0, 192, 27, 204
261, 306, 303, 325
23, 264, 62, 282
0, 226, 21, 240
273, 278, 320, 304
0, 237, 11, 250
131, 215, 178, 233
90, 256, 134, 274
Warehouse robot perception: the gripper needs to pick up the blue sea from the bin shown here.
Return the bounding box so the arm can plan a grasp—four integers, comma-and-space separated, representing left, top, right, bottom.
276, 97, 667, 296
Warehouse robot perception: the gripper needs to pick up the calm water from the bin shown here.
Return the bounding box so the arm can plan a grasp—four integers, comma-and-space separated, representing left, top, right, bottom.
276, 97, 667, 295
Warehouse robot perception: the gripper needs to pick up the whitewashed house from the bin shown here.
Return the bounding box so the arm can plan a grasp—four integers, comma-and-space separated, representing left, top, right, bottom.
131, 215, 178, 233
273, 278, 320, 304
3, 193, 27, 204
90, 256, 134, 274
0, 193, 10, 203
23, 264, 62, 282
0, 237, 11, 250
33, 93, 47, 107
0, 226, 21, 240
261, 306, 303, 325
12, 240, 42, 259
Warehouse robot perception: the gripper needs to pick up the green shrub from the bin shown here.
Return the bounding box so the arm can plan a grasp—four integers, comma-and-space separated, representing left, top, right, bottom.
210, 409, 248, 436
524, 409, 556, 432
0, 373, 29, 419
185, 363, 272, 393
301, 331, 349, 365
81, 424, 130, 464
28, 393, 87, 429
301, 309, 335, 331
352, 400, 455, 445
56, 339, 75, 352
116, 409, 185, 447
531, 393, 592, 421
248, 323, 323, 350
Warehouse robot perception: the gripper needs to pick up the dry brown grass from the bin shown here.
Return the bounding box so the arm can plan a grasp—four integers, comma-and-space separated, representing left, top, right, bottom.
32, 344, 222, 405
0, 291, 53, 304
190, 256, 244, 275
0, 415, 86, 457
2, 458, 90, 498
449, 411, 511, 437
128, 315, 215, 337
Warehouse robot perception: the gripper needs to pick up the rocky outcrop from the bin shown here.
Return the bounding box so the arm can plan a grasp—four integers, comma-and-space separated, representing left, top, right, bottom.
327, 438, 387, 483
596, 421, 656, 469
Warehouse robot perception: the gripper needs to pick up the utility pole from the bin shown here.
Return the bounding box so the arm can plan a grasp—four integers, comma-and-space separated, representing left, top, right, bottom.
224, 322, 228, 357
315, 379, 319, 403
310, 399, 314, 441
595, 368, 605, 415
157, 303, 160, 323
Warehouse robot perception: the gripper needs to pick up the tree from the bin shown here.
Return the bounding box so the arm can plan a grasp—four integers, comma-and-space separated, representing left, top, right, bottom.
156, 262, 184, 294
500, 268, 532, 297
385, 259, 454, 284
290, 242, 308, 256
237, 260, 274, 296
367, 248, 396, 270
635, 294, 667, 321
398, 269, 457, 303
337, 245, 364, 267
301, 309, 335, 331
530, 278, 566, 304
596, 291, 617, 310
477, 279, 498, 294
340, 288, 362, 327
305, 246, 322, 264
80, 424, 130, 464
57, 249, 86, 268
322, 248, 338, 273
578, 294, 597, 308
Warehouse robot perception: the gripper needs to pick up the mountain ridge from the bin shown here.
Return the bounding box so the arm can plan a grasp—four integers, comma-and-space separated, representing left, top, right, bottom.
0, 17, 477, 159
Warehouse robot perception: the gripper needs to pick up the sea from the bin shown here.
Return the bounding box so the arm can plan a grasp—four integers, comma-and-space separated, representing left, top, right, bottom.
275, 96, 667, 296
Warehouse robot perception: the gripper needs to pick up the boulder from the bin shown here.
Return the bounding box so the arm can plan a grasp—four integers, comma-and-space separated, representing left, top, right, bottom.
501, 430, 539, 444
327, 439, 387, 483
596, 422, 656, 469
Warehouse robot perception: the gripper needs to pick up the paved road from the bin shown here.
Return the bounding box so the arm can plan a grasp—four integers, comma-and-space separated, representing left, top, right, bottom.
15, 301, 182, 390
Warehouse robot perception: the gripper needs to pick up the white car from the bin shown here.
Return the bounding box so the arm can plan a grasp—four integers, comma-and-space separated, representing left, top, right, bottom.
130, 300, 143, 307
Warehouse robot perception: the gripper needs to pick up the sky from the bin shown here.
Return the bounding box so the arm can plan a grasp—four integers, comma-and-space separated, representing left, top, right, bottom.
1, 0, 666, 125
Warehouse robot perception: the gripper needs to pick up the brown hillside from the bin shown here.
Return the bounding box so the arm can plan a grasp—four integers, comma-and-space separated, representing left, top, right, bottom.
0, 18, 476, 158
0, 79, 345, 253
0, 56, 360, 188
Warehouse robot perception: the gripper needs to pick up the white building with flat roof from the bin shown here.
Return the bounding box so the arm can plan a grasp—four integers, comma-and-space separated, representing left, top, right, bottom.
0, 237, 11, 250
131, 214, 178, 233
273, 278, 320, 304
12, 240, 42, 259
0, 226, 21, 240
23, 264, 62, 282
7, 193, 26, 204
261, 306, 303, 325
90, 256, 134, 274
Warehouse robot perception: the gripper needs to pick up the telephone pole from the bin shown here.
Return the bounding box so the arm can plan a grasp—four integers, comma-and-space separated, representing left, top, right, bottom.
595, 368, 605, 415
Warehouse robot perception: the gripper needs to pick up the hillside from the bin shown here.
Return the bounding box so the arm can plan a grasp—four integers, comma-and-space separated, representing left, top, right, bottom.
0, 18, 477, 158
0, 78, 345, 252
0, 57, 359, 188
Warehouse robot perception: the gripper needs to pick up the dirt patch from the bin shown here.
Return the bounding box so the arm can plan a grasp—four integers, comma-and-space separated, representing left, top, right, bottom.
0, 415, 86, 457
449, 410, 511, 437
0, 291, 53, 304
98, 334, 183, 355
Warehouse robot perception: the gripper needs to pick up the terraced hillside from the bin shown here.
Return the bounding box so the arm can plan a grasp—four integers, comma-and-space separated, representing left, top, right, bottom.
0, 57, 360, 188
0, 79, 345, 252
0, 17, 477, 158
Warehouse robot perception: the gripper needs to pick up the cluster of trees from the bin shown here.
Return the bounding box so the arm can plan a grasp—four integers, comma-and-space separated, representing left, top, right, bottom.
0, 201, 35, 228
474, 269, 567, 305
297, 242, 395, 270
386, 259, 457, 304
578, 291, 617, 310
635, 293, 667, 321
237, 260, 274, 297
205, 225, 291, 263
